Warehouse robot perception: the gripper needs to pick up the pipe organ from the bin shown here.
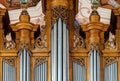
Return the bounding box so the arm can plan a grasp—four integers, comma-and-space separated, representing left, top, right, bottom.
0, 0, 120, 81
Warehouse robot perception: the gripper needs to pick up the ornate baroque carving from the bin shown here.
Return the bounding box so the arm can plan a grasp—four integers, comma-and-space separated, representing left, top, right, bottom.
34, 25, 47, 49
3, 57, 16, 66
104, 57, 118, 66
73, 26, 85, 50
72, 57, 85, 66
34, 57, 47, 67
89, 42, 100, 51
51, 6, 69, 25
105, 32, 116, 50
4, 33, 16, 50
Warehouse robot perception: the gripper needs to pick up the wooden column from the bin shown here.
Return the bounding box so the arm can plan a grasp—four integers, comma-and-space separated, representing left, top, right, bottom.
0, 57, 3, 81
113, 8, 120, 50
81, 5, 109, 81
0, 8, 6, 50
86, 55, 90, 81
0, 8, 6, 81
30, 57, 34, 81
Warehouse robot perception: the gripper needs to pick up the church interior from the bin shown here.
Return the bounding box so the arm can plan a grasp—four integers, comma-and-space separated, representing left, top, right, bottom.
0, 0, 120, 81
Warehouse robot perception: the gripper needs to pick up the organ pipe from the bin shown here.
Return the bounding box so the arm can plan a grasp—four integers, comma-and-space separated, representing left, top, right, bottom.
34, 62, 47, 81
2, 62, 16, 81
20, 49, 30, 81
90, 49, 100, 81
104, 62, 118, 81
51, 18, 69, 81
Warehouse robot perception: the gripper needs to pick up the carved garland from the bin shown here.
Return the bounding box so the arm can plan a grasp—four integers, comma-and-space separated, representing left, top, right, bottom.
34, 57, 47, 67
104, 57, 118, 66
51, 6, 69, 25
72, 57, 85, 66
2, 57, 16, 66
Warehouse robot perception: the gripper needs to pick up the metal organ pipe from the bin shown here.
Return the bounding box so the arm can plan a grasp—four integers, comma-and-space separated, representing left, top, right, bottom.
20, 49, 30, 81
73, 62, 86, 81
34, 62, 47, 81
104, 62, 118, 81
51, 18, 69, 81
90, 49, 100, 81
3, 62, 16, 81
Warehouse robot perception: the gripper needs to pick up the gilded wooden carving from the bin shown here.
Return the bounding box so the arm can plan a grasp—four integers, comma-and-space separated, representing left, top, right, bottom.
34, 57, 47, 67
72, 57, 85, 66
104, 57, 118, 66
3, 57, 16, 66
51, 6, 69, 25
105, 32, 116, 50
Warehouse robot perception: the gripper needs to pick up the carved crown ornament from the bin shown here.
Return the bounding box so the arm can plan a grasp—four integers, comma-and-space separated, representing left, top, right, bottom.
72, 57, 85, 66
51, 6, 69, 26
104, 56, 118, 66
34, 57, 47, 67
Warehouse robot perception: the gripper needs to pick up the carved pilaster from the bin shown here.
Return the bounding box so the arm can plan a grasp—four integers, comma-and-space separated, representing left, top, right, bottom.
11, 8, 38, 50
81, 5, 109, 50
0, 8, 6, 50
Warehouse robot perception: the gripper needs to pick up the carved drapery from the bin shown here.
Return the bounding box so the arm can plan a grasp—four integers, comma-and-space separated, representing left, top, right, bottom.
72, 57, 85, 66
104, 57, 118, 66
51, 6, 69, 25
2, 57, 16, 66
34, 57, 47, 67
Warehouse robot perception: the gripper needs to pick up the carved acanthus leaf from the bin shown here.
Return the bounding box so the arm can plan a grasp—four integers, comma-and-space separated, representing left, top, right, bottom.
72, 57, 85, 66
34, 57, 47, 67
104, 57, 118, 66
3, 57, 16, 66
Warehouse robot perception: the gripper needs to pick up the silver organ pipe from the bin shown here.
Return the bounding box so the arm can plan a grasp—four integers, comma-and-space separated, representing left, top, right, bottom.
51, 18, 69, 81
104, 62, 118, 81
34, 62, 47, 81
20, 49, 30, 81
90, 49, 100, 81
2, 61, 16, 81
73, 62, 86, 81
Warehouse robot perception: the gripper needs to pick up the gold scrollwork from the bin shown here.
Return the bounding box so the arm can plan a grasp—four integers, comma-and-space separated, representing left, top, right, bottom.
104, 57, 118, 66
72, 57, 85, 66
35, 34, 47, 49
34, 57, 47, 67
